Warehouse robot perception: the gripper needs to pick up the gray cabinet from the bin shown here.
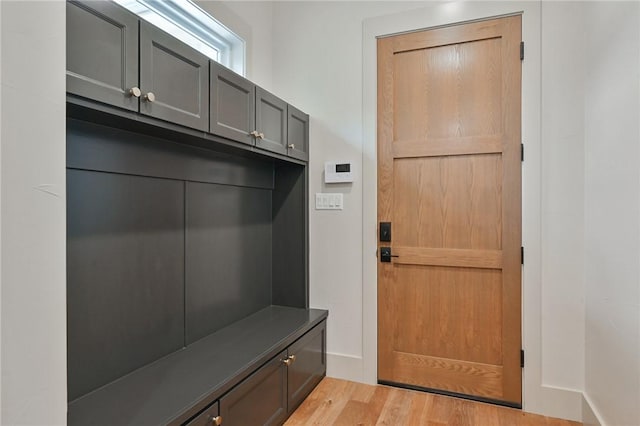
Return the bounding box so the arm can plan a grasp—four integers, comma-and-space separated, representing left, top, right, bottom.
140, 22, 209, 131
287, 322, 326, 413
255, 87, 288, 155
210, 63, 308, 161
67, 1, 208, 131
210, 61, 256, 146
287, 106, 310, 162
186, 402, 220, 426
220, 351, 288, 426
66, 0, 139, 111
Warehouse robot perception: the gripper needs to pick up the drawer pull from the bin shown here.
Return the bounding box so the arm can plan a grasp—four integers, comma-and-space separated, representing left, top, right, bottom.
208, 415, 223, 425
288, 144, 295, 150
282, 354, 296, 366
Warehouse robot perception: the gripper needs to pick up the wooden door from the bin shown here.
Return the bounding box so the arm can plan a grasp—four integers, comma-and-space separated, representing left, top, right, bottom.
66, 0, 139, 111
256, 87, 288, 155
210, 61, 256, 146
287, 322, 326, 413
377, 16, 522, 405
139, 22, 209, 131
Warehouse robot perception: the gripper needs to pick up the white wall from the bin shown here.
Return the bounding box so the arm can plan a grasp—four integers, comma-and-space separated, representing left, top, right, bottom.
583, 2, 640, 425
540, 1, 585, 392
0, 1, 67, 425
196, 1, 274, 90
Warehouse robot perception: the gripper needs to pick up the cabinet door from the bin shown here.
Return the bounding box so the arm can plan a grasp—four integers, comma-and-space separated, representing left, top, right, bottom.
220, 351, 288, 426
185, 401, 220, 426
210, 62, 256, 146
255, 87, 288, 155
139, 22, 209, 131
287, 105, 309, 162
66, 0, 139, 111
287, 321, 326, 413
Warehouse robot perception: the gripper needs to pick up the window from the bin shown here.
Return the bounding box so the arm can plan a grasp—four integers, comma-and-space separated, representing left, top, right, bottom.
115, 0, 245, 75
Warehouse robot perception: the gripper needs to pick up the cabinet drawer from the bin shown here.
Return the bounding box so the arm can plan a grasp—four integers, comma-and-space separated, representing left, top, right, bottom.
287, 321, 326, 412
185, 401, 220, 426
220, 351, 287, 426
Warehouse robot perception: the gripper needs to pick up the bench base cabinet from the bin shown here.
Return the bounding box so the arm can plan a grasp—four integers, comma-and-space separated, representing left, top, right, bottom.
186, 321, 326, 426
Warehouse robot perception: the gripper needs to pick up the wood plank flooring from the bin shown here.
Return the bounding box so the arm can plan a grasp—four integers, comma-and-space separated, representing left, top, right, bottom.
285, 378, 581, 426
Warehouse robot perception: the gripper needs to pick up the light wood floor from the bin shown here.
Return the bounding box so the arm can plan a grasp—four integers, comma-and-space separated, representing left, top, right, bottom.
285, 378, 582, 426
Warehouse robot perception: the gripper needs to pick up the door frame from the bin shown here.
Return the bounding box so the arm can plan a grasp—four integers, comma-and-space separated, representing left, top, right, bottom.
361, 2, 577, 421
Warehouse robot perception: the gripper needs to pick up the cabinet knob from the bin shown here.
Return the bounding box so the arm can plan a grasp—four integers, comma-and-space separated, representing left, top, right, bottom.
128, 87, 141, 98
282, 354, 296, 366
288, 144, 295, 150
209, 415, 223, 425
143, 92, 156, 103
249, 130, 259, 137
258, 133, 265, 139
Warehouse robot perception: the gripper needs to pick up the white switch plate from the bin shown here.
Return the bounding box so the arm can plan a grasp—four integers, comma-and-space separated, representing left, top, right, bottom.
315, 193, 343, 210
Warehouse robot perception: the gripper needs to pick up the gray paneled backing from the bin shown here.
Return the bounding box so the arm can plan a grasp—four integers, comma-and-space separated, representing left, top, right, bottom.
185, 181, 272, 344
67, 307, 328, 426
67, 169, 185, 401
139, 22, 209, 131
67, 119, 274, 190
287, 322, 326, 413
287, 105, 310, 161
272, 164, 307, 308
255, 87, 288, 155
210, 61, 256, 146
219, 351, 288, 426
66, 0, 139, 111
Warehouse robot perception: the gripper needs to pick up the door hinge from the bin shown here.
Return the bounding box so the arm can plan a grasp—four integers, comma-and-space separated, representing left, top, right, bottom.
521, 349, 525, 368
520, 41, 524, 61
521, 143, 524, 161
521, 246, 524, 265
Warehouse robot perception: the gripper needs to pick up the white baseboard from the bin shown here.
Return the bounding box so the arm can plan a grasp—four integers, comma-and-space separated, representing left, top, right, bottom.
326, 352, 365, 384
582, 392, 606, 426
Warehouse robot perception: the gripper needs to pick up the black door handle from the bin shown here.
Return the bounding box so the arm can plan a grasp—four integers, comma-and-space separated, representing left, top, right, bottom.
380, 247, 399, 263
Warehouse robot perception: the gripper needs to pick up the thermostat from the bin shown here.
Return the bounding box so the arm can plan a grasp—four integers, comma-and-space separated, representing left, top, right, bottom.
324, 162, 354, 183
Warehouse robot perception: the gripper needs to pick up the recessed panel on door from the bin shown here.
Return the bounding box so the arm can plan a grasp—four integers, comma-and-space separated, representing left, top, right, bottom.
139, 22, 209, 131
256, 87, 288, 155
66, 0, 139, 111
287, 105, 309, 161
210, 61, 256, 146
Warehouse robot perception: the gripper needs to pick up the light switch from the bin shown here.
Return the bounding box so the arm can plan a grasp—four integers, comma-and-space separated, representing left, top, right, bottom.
315, 193, 343, 210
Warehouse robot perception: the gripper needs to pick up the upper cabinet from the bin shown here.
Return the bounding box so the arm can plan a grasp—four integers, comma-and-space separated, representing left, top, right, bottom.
66, 1, 139, 112
67, 1, 308, 162
67, 1, 209, 131
139, 22, 209, 131
287, 105, 310, 162
209, 61, 256, 146
211, 62, 307, 160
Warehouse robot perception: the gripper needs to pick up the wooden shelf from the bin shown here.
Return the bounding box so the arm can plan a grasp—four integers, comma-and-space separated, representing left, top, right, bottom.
68, 306, 328, 426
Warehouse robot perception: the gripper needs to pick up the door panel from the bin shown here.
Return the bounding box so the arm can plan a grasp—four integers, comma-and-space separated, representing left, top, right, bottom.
256, 87, 288, 155
377, 16, 522, 405
66, 0, 139, 111
287, 322, 326, 413
139, 22, 209, 131
287, 105, 309, 161
210, 62, 256, 146
219, 351, 287, 426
